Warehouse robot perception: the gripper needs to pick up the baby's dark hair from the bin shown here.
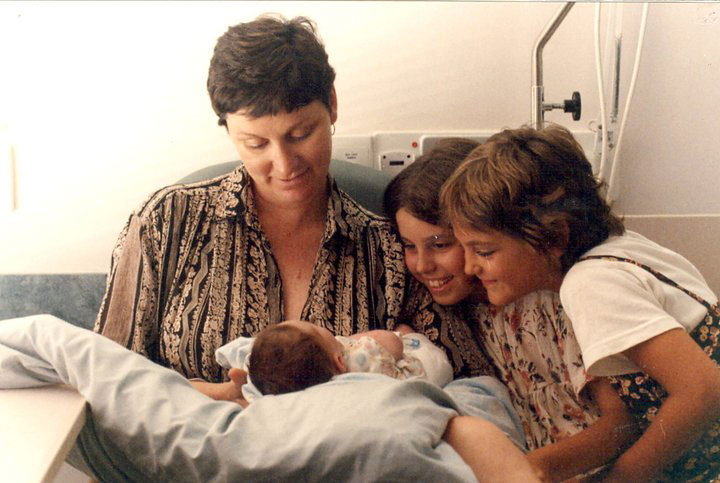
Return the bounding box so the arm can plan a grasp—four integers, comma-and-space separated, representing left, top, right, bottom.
440, 124, 624, 272
207, 14, 336, 126
249, 324, 336, 395
383, 137, 480, 225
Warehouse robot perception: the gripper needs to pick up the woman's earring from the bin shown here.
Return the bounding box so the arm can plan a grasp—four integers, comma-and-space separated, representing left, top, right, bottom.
331, 124, 336, 136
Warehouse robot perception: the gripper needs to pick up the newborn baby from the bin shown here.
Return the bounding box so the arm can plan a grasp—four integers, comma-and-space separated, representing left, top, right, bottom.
247, 320, 453, 395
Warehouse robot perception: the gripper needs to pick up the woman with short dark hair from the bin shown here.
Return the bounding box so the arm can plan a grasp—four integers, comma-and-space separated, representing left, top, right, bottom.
94, 15, 491, 393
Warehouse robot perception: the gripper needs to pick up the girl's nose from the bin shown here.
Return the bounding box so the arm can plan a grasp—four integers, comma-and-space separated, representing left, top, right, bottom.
464, 258, 479, 277
415, 251, 435, 274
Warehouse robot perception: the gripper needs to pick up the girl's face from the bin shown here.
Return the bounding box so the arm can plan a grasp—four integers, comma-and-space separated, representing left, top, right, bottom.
395, 208, 482, 305
454, 224, 564, 306
225, 92, 337, 210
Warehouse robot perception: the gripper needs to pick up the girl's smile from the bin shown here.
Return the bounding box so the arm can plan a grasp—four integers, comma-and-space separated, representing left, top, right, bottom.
395, 208, 482, 305
454, 224, 564, 306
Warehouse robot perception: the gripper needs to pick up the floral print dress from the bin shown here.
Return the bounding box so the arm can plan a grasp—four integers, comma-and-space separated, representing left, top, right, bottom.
472, 290, 599, 450
580, 255, 720, 482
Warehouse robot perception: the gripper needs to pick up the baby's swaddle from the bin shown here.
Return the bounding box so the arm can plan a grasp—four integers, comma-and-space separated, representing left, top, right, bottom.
400, 332, 454, 387
336, 332, 453, 387
215, 331, 454, 399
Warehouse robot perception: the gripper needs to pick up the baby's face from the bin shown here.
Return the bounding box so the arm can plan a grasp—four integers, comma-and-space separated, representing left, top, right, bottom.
280, 320, 344, 359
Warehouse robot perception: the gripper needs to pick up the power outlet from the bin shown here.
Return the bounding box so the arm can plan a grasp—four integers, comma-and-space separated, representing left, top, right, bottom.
379, 151, 415, 176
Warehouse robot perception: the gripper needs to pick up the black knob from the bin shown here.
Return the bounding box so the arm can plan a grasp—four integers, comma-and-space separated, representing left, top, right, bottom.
563, 91, 581, 121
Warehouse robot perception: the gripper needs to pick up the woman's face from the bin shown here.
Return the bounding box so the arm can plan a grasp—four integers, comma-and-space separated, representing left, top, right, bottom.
395, 208, 481, 305
225, 91, 337, 209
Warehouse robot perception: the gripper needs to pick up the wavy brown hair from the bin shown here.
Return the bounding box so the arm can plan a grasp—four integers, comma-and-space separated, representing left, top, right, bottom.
208, 15, 336, 126
249, 324, 336, 395
440, 124, 624, 272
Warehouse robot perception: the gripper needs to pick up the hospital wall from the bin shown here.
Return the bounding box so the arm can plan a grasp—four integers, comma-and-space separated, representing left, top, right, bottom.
0, 1, 718, 295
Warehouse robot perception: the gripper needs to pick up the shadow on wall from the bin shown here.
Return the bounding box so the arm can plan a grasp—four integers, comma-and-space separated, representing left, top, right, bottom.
624, 215, 720, 298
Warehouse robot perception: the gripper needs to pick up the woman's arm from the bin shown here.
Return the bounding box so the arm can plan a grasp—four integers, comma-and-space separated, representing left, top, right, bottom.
94, 214, 159, 357
604, 328, 720, 482
190, 368, 249, 407
526, 377, 639, 482
444, 415, 542, 483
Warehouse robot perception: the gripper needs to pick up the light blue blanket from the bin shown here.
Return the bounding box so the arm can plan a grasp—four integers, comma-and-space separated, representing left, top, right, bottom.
0, 315, 522, 482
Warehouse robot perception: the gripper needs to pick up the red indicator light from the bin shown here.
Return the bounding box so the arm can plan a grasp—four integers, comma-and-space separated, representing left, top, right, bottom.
411, 141, 418, 148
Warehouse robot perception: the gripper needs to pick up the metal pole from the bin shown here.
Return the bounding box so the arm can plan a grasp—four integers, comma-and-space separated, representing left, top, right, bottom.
531, 2, 575, 129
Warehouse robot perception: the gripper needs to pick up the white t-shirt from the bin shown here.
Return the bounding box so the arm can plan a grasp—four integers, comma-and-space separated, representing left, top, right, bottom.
560, 231, 717, 378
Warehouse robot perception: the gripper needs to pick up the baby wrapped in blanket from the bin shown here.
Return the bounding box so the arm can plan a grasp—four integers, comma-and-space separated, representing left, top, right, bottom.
0, 315, 530, 482
218, 321, 454, 396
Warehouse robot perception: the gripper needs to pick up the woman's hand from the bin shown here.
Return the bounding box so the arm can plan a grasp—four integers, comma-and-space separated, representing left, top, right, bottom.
189, 368, 250, 408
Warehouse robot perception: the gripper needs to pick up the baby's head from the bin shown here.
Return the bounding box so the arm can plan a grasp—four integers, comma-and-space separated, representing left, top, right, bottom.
441, 124, 624, 274
249, 320, 346, 395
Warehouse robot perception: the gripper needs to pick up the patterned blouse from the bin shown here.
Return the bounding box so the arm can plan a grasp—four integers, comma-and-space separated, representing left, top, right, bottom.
95, 166, 493, 382
472, 291, 599, 450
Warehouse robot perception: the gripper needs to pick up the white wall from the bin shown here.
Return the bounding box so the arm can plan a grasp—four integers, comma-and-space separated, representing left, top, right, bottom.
1, 2, 718, 291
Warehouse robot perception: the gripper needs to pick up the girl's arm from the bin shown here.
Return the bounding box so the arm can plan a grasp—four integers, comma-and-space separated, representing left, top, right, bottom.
526, 377, 639, 482
604, 328, 720, 482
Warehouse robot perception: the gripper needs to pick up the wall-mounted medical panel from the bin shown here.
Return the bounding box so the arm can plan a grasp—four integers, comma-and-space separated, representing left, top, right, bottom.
379, 151, 415, 176
331, 135, 373, 168
372, 130, 596, 174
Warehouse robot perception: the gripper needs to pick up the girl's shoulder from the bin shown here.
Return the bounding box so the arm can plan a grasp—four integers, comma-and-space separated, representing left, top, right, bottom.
567, 231, 716, 304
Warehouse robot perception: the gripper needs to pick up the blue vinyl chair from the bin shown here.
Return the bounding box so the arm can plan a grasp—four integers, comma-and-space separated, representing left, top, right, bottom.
177, 159, 392, 216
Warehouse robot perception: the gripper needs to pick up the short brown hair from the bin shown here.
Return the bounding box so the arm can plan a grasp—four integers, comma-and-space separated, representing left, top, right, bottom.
249, 324, 336, 395
383, 138, 480, 225
207, 14, 336, 126
440, 124, 624, 272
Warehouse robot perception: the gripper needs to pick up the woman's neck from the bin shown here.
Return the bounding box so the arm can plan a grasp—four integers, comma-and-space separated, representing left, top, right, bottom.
254, 190, 328, 229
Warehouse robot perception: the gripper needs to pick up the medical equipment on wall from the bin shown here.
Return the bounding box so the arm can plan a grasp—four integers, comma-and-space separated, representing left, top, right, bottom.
600, 3, 650, 202
531, 2, 650, 203
531, 2, 583, 129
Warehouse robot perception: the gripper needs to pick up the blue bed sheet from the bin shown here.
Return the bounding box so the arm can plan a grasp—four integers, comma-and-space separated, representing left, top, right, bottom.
1, 315, 481, 482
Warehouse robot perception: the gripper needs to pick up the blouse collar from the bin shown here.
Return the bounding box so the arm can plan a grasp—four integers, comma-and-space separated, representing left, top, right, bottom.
214, 164, 352, 241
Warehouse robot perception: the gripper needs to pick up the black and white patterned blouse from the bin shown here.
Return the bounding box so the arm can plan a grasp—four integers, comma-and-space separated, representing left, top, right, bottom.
95, 166, 493, 381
